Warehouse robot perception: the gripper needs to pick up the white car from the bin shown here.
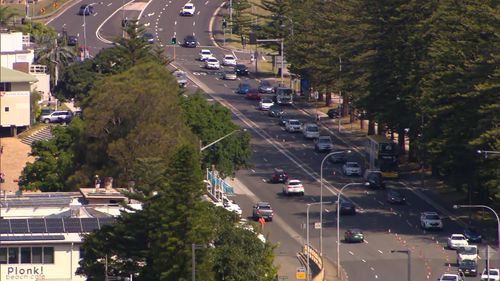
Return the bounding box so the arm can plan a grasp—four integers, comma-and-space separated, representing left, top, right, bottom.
302, 123, 320, 139
222, 54, 237, 66
438, 273, 464, 281
285, 119, 302, 132
283, 179, 304, 196
180, 3, 195, 16
199, 49, 212, 61
481, 269, 500, 281
205, 57, 220, 69
447, 234, 468, 249
456, 245, 478, 263
420, 211, 443, 230
342, 162, 362, 176
259, 98, 274, 110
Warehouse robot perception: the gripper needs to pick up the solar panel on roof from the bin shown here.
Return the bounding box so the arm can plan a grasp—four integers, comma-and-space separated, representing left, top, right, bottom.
81, 218, 99, 232
63, 218, 82, 233
10, 219, 29, 234
45, 218, 64, 233
0, 220, 11, 234
0, 235, 65, 241
28, 219, 47, 233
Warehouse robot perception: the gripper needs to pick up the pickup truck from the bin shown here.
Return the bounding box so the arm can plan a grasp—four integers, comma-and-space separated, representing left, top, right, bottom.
252, 202, 273, 221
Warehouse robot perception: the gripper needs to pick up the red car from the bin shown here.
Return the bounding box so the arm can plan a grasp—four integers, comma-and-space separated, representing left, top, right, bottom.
245, 89, 261, 100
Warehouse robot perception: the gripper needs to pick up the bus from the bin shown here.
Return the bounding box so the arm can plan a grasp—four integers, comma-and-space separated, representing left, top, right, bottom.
367, 135, 399, 178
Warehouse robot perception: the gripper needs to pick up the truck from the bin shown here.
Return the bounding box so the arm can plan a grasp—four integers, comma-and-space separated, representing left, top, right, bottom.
274, 87, 293, 105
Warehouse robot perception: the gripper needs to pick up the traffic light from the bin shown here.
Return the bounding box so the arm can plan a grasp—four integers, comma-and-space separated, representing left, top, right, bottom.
249, 32, 257, 45
171, 37, 177, 45
222, 19, 227, 29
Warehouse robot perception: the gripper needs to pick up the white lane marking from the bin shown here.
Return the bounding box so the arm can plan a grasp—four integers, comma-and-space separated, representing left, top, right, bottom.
302, 143, 306, 147
197, 11, 200, 15
406, 220, 412, 227
364, 239, 369, 244
261, 179, 267, 182
174, 21, 177, 25
204, 0, 209, 4
93, 12, 98, 16
193, 22, 196, 26
375, 275, 379, 279
106, 2, 112, 6
95, 0, 136, 44
147, 12, 154, 16
371, 267, 375, 271
377, 250, 383, 254
263, 158, 268, 162
362, 259, 366, 263
348, 251, 354, 255
377, 200, 384, 205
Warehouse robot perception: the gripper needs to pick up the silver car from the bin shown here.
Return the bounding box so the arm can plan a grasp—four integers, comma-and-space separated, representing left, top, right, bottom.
223, 71, 237, 80
40, 111, 73, 124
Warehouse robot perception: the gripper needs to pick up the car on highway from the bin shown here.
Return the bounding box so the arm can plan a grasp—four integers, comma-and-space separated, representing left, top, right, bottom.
235, 64, 249, 76
245, 89, 261, 100
269, 168, 288, 183
457, 245, 478, 263
173, 70, 187, 88
438, 273, 464, 281
236, 83, 251, 94
480, 269, 500, 281
283, 179, 305, 196
342, 161, 362, 176
447, 234, 469, 249
259, 98, 274, 111
205, 57, 220, 69
314, 136, 333, 152
199, 49, 212, 61
67, 35, 78, 46
327, 150, 349, 164
364, 170, 385, 189
327, 108, 341, 119
420, 211, 443, 230
78, 4, 94, 15
344, 229, 364, 243
258, 80, 274, 94
183, 35, 197, 48
285, 119, 302, 132
222, 54, 237, 66
40, 110, 73, 124
302, 123, 320, 139
278, 115, 289, 126
180, 3, 195, 16
268, 105, 284, 117
142, 32, 154, 44
463, 227, 482, 243
387, 189, 406, 204
336, 198, 356, 215
252, 202, 273, 221
458, 259, 478, 276
223, 70, 237, 80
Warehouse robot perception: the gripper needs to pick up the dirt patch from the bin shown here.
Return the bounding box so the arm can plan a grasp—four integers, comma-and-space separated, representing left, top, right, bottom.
0, 137, 34, 194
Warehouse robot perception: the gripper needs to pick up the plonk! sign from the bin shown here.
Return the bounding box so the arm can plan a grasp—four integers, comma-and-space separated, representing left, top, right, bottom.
5, 266, 45, 280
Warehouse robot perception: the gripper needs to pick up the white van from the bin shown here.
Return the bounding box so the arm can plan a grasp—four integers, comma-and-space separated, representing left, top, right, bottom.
302, 123, 320, 139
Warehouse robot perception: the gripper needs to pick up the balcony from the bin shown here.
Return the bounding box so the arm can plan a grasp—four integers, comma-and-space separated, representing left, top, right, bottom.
30, 64, 48, 74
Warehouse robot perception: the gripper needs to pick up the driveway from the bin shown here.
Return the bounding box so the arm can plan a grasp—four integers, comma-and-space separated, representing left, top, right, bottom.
0, 137, 34, 193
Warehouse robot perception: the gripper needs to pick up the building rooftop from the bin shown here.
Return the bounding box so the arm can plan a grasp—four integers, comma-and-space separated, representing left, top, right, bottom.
0, 66, 38, 83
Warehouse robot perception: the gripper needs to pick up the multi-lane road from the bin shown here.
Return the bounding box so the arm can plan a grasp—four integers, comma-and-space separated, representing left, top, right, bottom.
48, 1, 497, 280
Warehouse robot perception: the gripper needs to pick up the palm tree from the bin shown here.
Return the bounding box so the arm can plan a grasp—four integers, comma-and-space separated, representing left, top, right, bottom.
0, 6, 19, 28
34, 35, 76, 93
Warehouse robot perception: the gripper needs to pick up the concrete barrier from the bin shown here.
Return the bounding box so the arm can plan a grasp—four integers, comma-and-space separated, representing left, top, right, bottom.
303, 245, 324, 281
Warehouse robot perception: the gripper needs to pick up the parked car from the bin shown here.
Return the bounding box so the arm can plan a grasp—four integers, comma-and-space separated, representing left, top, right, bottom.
259, 98, 274, 110
269, 168, 288, 183
420, 211, 443, 230
67, 35, 78, 46
180, 3, 195, 16
183, 35, 197, 48
387, 189, 406, 204
302, 123, 320, 139
364, 170, 385, 189
252, 202, 273, 221
327, 150, 349, 163
314, 136, 333, 152
40, 111, 73, 124
336, 198, 356, 215
285, 119, 302, 133
222, 54, 237, 66
223, 70, 237, 80
283, 179, 305, 196
205, 57, 220, 69
458, 259, 478, 277
142, 32, 154, 44
199, 49, 212, 61
237, 83, 251, 94
463, 228, 482, 243
258, 80, 274, 94
78, 4, 94, 15
327, 108, 341, 119
447, 234, 469, 250
268, 105, 284, 117
245, 89, 261, 100
235, 64, 249, 76
344, 229, 364, 243
342, 161, 362, 176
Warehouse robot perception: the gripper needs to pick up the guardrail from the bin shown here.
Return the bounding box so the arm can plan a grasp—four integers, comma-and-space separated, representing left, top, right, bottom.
303, 245, 324, 281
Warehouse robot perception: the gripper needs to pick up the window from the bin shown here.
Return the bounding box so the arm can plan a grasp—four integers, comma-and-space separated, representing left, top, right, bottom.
4, 107, 9, 112
79, 247, 85, 260
21, 247, 31, 263
43, 247, 54, 264
0, 82, 11, 91
0, 248, 7, 264
32, 247, 42, 263
8, 248, 19, 264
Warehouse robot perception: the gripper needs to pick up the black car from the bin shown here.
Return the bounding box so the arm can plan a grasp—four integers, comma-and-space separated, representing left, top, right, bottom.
327, 151, 348, 164
67, 35, 78, 46
278, 115, 289, 126
78, 4, 94, 15
387, 190, 406, 204
365, 171, 385, 189
268, 105, 284, 117
235, 64, 249, 76
183, 35, 197, 48
458, 260, 477, 276
142, 32, 154, 44
269, 168, 288, 183
258, 80, 274, 94
463, 228, 482, 243
337, 199, 356, 215
327, 108, 341, 119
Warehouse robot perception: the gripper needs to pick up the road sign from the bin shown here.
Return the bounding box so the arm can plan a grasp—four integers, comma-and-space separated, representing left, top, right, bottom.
296, 267, 306, 279
314, 222, 322, 229
275, 56, 287, 64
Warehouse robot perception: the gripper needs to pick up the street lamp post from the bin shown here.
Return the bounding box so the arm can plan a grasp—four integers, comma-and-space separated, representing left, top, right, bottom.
82, 5, 91, 59
306, 201, 331, 281
319, 150, 351, 257
391, 249, 411, 281
453, 204, 500, 268
337, 182, 366, 277
191, 244, 204, 281
200, 129, 246, 152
